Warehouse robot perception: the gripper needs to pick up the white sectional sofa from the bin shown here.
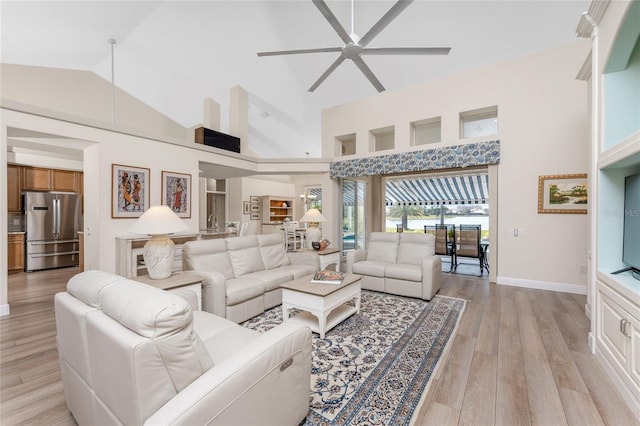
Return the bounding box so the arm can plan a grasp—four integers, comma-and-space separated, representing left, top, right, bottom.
346, 232, 442, 300
182, 233, 319, 323
55, 270, 312, 425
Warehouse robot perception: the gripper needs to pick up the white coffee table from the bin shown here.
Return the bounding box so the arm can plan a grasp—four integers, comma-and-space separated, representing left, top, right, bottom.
280, 273, 361, 338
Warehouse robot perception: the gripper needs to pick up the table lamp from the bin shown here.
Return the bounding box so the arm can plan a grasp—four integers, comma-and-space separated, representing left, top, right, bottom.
299, 208, 327, 249
129, 205, 188, 279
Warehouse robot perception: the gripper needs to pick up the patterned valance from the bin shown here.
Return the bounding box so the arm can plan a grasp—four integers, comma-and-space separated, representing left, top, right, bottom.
329, 140, 500, 178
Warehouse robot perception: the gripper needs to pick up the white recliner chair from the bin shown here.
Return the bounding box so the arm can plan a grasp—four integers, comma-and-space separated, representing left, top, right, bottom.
54, 270, 312, 425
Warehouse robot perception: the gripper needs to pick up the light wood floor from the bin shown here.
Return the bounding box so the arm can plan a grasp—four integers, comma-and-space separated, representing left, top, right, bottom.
1, 268, 637, 425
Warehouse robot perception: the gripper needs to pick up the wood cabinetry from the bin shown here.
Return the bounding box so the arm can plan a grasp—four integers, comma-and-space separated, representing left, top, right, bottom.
261, 195, 295, 233
7, 164, 22, 212
8, 233, 25, 272
22, 166, 80, 192
52, 169, 77, 192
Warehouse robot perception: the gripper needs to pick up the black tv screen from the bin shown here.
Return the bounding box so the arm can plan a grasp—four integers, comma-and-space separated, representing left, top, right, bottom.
622, 173, 640, 278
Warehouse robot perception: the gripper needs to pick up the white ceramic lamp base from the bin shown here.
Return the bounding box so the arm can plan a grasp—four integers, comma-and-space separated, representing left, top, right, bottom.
143, 235, 175, 279
305, 226, 321, 249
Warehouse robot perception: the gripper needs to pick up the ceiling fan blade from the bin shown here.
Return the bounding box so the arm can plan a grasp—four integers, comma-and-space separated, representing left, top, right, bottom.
312, 0, 353, 45
352, 57, 385, 92
308, 56, 346, 92
363, 47, 451, 55
359, 0, 414, 47
257, 47, 342, 57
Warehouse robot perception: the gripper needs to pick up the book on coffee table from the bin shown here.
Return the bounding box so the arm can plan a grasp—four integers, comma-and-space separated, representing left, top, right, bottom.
311, 270, 345, 284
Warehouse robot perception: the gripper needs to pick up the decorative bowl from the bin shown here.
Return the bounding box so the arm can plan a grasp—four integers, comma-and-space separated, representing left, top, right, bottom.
312, 239, 330, 251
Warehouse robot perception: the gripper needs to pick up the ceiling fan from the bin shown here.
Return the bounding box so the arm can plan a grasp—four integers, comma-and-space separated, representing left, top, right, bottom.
257, 0, 451, 93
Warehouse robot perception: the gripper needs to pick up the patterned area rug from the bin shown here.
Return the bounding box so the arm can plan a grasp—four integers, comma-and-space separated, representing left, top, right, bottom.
241, 291, 465, 425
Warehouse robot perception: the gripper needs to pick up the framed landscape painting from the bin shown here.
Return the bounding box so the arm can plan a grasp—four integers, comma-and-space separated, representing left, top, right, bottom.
538, 173, 588, 214
162, 171, 191, 218
112, 164, 150, 218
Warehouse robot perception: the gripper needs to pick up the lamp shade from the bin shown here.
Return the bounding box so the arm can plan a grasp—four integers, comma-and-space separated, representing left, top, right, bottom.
129, 205, 188, 235
299, 208, 327, 224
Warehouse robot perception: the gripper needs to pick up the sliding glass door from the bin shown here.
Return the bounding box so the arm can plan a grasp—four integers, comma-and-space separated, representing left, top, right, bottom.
342, 179, 366, 253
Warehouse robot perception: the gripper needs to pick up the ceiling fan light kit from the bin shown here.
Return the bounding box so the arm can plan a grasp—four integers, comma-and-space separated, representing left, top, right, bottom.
257, 0, 451, 93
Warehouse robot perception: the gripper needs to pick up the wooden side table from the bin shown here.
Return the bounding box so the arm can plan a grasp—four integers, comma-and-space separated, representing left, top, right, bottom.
133, 273, 203, 310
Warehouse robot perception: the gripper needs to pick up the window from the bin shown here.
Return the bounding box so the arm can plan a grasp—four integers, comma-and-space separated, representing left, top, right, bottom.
342, 179, 366, 253
336, 134, 356, 157
460, 106, 498, 139
370, 126, 394, 152
411, 117, 441, 145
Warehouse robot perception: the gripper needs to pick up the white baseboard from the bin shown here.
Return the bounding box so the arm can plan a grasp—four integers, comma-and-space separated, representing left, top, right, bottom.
496, 276, 587, 295
0, 304, 10, 317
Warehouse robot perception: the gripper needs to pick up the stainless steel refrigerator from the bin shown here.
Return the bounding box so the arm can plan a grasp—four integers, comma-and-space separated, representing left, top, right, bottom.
24, 191, 82, 272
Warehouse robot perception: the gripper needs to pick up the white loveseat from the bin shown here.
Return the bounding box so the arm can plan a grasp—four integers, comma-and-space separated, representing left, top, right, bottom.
182, 233, 318, 323
54, 270, 312, 425
346, 232, 442, 300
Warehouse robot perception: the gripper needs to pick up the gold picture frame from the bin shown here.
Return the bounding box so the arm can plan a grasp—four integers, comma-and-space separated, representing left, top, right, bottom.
538, 173, 588, 214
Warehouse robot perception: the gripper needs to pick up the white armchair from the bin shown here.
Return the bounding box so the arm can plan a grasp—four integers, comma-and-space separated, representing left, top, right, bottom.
55, 270, 312, 425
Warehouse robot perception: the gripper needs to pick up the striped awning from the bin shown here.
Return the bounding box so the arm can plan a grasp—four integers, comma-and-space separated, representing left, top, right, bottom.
385, 174, 489, 206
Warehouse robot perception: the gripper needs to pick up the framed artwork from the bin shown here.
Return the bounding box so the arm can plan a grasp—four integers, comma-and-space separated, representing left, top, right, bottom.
250, 212, 260, 220
162, 171, 192, 218
538, 173, 588, 214
112, 164, 150, 218
243, 201, 251, 214
250, 195, 260, 204
250, 203, 260, 212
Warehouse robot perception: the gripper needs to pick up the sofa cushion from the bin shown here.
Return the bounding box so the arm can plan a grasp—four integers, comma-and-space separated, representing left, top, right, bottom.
225, 277, 266, 306
366, 232, 399, 264
182, 239, 234, 279
385, 263, 423, 282
243, 269, 295, 292
397, 233, 435, 265
352, 260, 389, 278
98, 278, 214, 393
226, 236, 266, 277
278, 263, 318, 279
257, 233, 290, 270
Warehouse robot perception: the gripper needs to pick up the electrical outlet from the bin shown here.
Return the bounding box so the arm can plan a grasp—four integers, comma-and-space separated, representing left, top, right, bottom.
579, 265, 587, 274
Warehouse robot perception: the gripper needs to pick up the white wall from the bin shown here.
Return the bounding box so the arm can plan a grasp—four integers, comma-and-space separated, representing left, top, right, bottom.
322, 41, 592, 292
1, 64, 188, 141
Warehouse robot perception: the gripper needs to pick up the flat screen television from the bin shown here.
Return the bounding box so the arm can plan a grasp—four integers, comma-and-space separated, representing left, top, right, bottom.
614, 172, 640, 280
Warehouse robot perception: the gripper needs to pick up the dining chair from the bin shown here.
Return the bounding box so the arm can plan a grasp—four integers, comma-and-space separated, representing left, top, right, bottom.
456, 224, 482, 275
424, 224, 456, 271
283, 221, 304, 251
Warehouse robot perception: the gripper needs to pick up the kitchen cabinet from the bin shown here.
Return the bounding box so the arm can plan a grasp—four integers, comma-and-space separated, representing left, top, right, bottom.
7, 164, 21, 212
22, 166, 80, 192
8, 233, 25, 272
52, 169, 77, 192
22, 166, 53, 191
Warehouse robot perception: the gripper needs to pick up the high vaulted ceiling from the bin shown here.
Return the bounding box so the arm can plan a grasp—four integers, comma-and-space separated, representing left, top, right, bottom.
2, 1, 589, 159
